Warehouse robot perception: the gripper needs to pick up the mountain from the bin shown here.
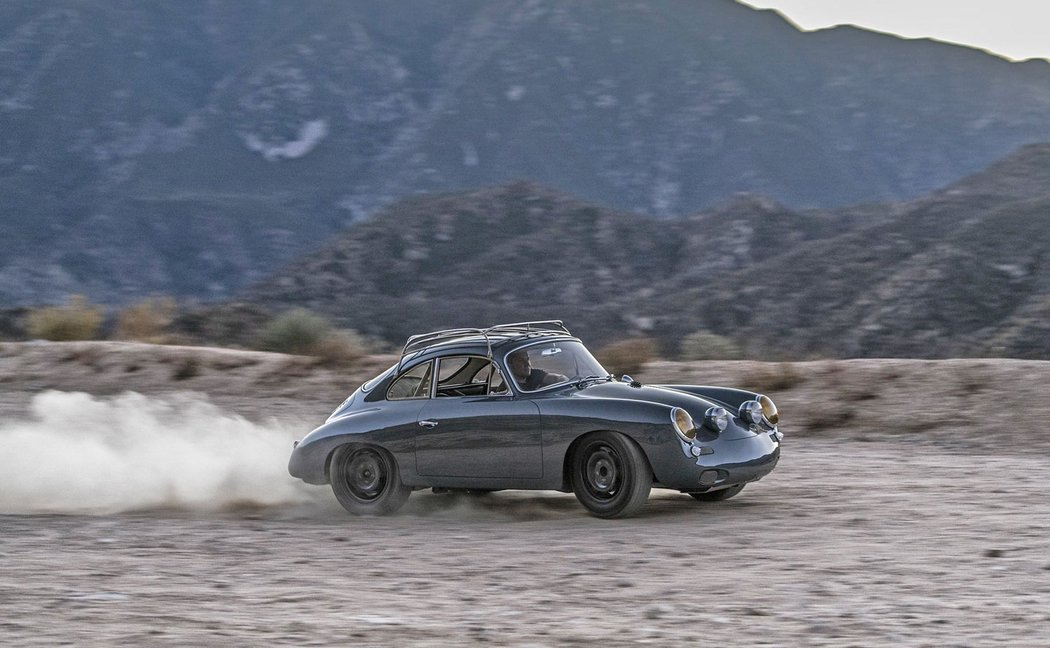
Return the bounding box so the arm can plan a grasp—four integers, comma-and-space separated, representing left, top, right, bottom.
647, 143, 1050, 358
3, 1, 1050, 306
238, 144, 1050, 359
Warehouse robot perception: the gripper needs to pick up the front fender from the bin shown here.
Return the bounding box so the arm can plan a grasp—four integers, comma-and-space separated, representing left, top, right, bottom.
535, 397, 681, 489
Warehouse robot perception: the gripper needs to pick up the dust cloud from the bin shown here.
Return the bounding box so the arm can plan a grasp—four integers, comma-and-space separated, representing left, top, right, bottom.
0, 391, 314, 514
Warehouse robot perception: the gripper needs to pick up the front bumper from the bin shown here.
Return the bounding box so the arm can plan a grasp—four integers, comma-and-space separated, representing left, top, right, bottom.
654, 430, 781, 492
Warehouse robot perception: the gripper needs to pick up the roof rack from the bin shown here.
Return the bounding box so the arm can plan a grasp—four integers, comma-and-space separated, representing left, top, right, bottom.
398, 320, 572, 370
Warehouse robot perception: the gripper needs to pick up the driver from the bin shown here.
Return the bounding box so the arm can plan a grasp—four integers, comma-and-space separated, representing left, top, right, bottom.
507, 349, 566, 391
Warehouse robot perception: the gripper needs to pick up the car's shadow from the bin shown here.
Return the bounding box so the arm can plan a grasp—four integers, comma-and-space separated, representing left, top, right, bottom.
387, 489, 765, 522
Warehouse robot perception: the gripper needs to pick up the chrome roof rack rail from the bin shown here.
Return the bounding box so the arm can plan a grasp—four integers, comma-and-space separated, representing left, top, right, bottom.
397, 320, 572, 372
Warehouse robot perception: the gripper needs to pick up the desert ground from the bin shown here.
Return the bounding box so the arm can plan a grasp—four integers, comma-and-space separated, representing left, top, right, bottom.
2, 342, 1050, 646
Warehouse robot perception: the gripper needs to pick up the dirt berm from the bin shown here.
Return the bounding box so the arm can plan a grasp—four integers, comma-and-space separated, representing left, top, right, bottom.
1, 342, 1048, 646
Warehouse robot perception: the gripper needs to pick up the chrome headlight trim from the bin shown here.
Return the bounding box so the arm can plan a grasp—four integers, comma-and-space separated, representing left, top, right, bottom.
738, 400, 767, 428
704, 406, 729, 432
671, 407, 697, 441
758, 394, 779, 426
739, 396, 778, 430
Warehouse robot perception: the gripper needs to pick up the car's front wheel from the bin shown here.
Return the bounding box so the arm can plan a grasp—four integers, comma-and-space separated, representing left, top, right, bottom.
689, 483, 745, 502
329, 445, 411, 516
571, 432, 651, 518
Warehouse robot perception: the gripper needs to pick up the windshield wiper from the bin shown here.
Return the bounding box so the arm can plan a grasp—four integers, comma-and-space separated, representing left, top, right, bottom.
572, 374, 613, 389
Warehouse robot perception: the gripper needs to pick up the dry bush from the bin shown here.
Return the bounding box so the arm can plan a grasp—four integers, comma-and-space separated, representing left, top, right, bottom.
597, 337, 658, 377
256, 309, 366, 366
741, 363, 806, 393
27, 295, 103, 341
678, 330, 742, 360
804, 408, 857, 432
172, 357, 201, 381
312, 330, 367, 368
257, 309, 332, 355
61, 346, 102, 367
115, 297, 176, 342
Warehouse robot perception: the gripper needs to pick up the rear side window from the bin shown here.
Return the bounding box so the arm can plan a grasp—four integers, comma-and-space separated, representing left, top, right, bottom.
387, 361, 433, 400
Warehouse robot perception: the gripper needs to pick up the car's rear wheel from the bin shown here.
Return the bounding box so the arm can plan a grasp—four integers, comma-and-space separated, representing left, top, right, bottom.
689, 484, 745, 502
329, 445, 411, 516
571, 432, 651, 518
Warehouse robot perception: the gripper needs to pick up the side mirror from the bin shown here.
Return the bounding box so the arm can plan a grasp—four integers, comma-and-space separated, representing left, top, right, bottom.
620, 374, 634, 383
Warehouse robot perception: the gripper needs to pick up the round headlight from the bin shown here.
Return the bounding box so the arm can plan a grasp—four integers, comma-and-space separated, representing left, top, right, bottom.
671, 407, 696, 441
758, 394, 779, 426
704, 406, 729, 432
738, 400, 764, 427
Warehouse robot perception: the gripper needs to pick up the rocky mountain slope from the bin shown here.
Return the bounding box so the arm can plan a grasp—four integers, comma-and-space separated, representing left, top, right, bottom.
3, 0, 1050, 306
243, 145, 1050, 358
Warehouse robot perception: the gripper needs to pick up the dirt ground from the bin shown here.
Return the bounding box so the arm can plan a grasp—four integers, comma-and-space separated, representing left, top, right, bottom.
2, 342, 1050, 646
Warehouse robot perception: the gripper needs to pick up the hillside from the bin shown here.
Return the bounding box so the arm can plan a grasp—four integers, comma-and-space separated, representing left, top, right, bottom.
649, 144, 1050, 358
240, 145, 1050, 358
4, 1, 1050, 305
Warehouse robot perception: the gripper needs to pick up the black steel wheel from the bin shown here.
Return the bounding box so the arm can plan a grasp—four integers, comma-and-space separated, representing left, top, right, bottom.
689, 484, 745, 502
329, 445, 411, 516
571, 431, 651, 518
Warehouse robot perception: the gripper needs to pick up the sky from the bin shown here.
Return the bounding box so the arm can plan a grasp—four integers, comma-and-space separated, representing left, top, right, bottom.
741, 0, 1050, 62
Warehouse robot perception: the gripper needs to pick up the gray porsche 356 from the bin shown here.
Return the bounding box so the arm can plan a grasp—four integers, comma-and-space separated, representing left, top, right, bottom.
289, 321, 781, 518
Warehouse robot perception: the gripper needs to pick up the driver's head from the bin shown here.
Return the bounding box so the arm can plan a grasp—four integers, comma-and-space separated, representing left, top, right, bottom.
507, 350, 531, 381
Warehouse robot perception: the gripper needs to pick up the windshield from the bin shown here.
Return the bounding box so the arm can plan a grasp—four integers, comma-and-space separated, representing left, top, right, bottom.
505, 340, 608, 392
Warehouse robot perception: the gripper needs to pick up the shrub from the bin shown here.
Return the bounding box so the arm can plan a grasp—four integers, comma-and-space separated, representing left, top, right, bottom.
172, 357, 200, 381
678, 330, 742, 361
256, 309, 366, 366
257, 309, 332, 355
312, 330, 367, 368
597, 337, 658, 377
27, 295, 103, 341
741, 363, 806, 392
115, 297, 176, 342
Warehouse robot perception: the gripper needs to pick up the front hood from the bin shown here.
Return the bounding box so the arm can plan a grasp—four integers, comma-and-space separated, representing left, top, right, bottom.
574, 381, 716, 408
575, 381, 757, 439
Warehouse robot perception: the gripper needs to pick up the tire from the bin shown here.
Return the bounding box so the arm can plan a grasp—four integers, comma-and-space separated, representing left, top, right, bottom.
689, 484, 745, 502
571, 432, 652, 518
329, 445, 411, 516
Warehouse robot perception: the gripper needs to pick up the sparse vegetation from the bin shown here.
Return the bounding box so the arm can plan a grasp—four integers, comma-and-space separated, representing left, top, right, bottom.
115, 297, 176, 343
27, 296, 104, 341
311, 330, 367, 368
679, 330, 743, 361
741, 363, 806, 392
256, 308, 365, 366
804, 407, 857, 432
172, 358, 200, 381
257, 309, 332, 355
597, 337, 658, 377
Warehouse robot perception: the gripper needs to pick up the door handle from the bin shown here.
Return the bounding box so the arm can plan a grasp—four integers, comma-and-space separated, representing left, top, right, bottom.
418, 420, 439, 428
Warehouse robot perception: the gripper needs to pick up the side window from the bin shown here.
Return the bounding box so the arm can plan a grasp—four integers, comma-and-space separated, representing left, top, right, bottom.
469, 361, 509, 395
387, 361, 433, 400
435, 356, 510, 397
437, 356, 471, 382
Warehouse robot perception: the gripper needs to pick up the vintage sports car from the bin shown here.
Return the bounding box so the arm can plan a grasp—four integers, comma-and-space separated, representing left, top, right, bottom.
288, 321, 781, 518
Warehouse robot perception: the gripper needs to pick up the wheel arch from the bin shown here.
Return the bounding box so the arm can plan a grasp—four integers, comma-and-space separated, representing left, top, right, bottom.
560, 428, 656, 491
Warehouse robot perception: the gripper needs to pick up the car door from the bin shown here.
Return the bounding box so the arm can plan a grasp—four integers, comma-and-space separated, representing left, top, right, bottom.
415, 356, 543, 479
